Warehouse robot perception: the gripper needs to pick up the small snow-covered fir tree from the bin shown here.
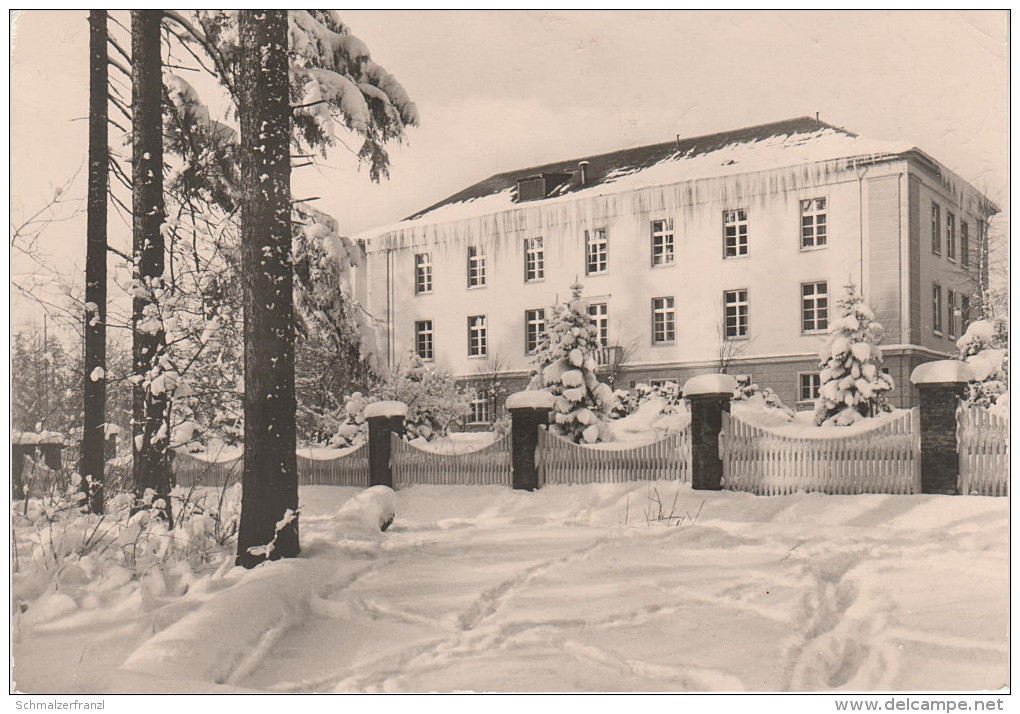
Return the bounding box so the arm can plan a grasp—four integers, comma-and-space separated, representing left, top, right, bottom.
528, 281, 616, 443
813, 283, 895, 426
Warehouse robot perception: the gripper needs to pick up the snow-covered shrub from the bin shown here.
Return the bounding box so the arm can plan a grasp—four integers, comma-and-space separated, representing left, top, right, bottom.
11, 476, 243, 625
527, 282, 617, 443
611, 388, 638, 418
491, 411, 512, 438
813, 284, 895, 426
635, 381, 685, 413
732, 375, 794, 418
20, 481, 242, 567
327, 355, 471, 445
957, 319, 1009, 414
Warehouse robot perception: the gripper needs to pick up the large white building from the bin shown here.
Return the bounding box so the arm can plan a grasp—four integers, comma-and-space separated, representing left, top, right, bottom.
356, 117, 997, 420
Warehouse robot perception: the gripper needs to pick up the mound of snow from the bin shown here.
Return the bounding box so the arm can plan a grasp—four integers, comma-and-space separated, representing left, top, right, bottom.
683, 373, 738, 397
335, 485, 396, 533
910, 360, 974, 385
363, 400, 408, 419
730, 394, 795, 428
505, 390, 555, 410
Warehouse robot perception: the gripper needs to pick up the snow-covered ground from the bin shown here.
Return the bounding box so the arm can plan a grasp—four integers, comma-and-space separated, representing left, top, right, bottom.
12, 483, 1007, 693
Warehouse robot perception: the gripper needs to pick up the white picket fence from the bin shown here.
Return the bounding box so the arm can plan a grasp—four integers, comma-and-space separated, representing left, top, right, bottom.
173, 443, 370, 488
720, 409, 920, 496
390, 433, 512, 487
957, 406, 1009, 497
536, 428, 691, 485
173, 452, 243, 488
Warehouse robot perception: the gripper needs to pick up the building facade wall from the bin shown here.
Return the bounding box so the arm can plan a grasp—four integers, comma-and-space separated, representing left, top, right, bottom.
907, 160, 987, 357
360, 153, 993, 413
367, 162, 911, 375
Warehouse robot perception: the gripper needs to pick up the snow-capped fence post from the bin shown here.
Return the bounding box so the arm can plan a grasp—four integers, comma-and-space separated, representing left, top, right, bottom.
507, 390, 555, 491
910, 361, 973, 495
683, 374, 737, 491
365, 401, 408, 488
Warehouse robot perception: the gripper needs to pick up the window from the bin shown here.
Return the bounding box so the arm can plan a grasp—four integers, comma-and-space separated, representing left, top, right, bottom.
588, 302, 609, 347
468, 391, 491, 425
468, 315, 487, 357
723, 289, 749, 339
414, 253, 433, 294
800, 198, 827, 249
723, 208, 748, 257
467, 246, 486, 288
524, 308, 545, 354
651, 297, 676, 344
931, 202, 941, 255
649, 379, 671, 388
650, 219, 674, 266
932, 284, 943, 334
524, 237, 544, 282
799, 373, 822, 401
414, 319, 434, 361
961, 295, 971, 331
947, 289, 956, 338
585, 228, 608, 275
961, 221, 970, 267
801, 281, 829, 333
947, 212, 956, 261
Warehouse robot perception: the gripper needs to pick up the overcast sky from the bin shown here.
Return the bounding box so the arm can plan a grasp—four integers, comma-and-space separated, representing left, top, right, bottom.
10, 10, 1009, 331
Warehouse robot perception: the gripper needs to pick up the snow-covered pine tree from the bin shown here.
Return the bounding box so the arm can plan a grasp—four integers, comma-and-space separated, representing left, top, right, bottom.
813, 282, 895, 426
529, 281, 616, 443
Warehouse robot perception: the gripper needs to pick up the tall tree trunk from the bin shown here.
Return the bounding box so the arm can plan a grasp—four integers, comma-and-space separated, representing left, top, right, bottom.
236, 10, 298, 567
82, 9, 109, 515
131, 10, 171, 519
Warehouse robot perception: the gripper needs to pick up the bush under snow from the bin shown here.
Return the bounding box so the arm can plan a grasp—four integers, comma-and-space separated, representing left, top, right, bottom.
956, 319, 1009, 416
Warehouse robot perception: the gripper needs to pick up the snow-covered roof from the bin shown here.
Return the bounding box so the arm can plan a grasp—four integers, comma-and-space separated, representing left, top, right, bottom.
360, 117, 923, 241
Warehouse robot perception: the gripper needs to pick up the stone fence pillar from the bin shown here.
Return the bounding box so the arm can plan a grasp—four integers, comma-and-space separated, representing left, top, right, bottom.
683, 374, 737, 491
506, 390, 554, 491
365, 401, 407, 488
910, 361, 972, 495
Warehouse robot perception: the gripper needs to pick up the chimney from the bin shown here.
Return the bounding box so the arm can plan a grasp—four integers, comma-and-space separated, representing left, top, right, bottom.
578, 160, 590, 186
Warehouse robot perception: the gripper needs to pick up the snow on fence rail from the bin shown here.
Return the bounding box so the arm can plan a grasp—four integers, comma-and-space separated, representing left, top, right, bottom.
391, 433, 512, 487
958, 406, 1009, 497
720, 409, 920, 496
173, 443, 370, 488
536, 428, 691, 486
